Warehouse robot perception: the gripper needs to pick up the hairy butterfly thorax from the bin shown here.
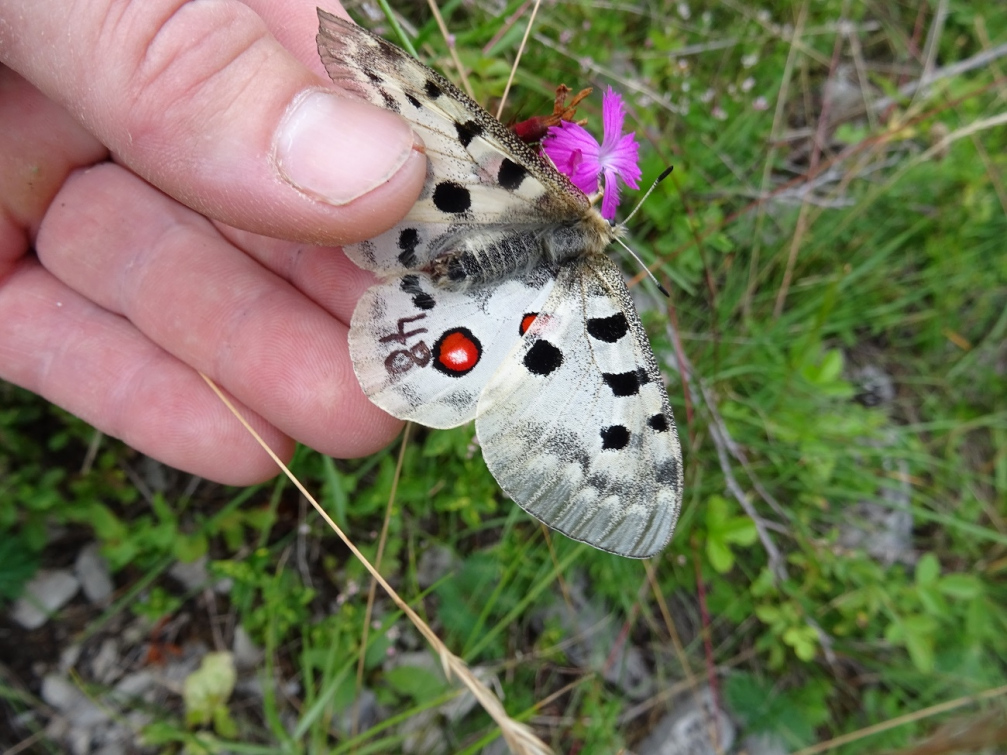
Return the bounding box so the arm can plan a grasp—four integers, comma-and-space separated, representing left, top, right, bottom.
317, 9, 683, 558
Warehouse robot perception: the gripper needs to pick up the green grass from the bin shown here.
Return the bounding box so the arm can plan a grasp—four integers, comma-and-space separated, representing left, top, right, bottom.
3, 0, 1006, 752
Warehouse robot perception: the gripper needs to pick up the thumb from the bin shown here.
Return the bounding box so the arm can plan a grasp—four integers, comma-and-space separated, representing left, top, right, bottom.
0, 0, 425, 245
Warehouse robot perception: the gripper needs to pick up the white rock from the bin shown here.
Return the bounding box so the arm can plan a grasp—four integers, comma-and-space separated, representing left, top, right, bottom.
232, 626, 264, 670
168, 557, 209, 592
60, 644, 82, 673
743, 732, 790, 755
114, 671, 156, 700
636, 687, 735, 755
41, 674, 110, 727
90, 638, 120, 684
10, 570, 80, 629
75, 543, 114, 604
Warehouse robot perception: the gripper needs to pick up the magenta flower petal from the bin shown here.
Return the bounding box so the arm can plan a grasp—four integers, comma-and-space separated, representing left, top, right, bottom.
601, 170, 621, 219
540, 86, 642, 219
607, 132, 642, 189
601, 87, 627, 150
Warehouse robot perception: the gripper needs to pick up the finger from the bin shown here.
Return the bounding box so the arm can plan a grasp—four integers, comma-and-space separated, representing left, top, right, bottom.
0, 66, 106, 266
0, 260, 292, 484
0, 0, 426, 245
36, 162, 403, 459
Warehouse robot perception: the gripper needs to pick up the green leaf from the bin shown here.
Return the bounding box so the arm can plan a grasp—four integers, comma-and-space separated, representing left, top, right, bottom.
383, 664, 448, 702
915, 553, 940, 586
937, 574, 983, 600
707, 538, 735, 573
183, 652, 237, 731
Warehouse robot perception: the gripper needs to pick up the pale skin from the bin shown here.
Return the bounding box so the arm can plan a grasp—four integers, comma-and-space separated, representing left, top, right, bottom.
0, 0, 428, 483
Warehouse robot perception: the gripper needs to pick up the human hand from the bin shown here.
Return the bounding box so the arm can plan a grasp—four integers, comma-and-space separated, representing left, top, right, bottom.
0, 0, 426, 483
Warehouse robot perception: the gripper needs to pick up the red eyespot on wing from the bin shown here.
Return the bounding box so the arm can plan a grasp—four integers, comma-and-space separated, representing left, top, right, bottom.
432, 328, 482, 376
520, 313, 539, 335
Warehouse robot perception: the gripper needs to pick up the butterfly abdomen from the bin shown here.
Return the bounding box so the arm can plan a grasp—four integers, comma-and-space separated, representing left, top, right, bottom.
427, 216, 615, 290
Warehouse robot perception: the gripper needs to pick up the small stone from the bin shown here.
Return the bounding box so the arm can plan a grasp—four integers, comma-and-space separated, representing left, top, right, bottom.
10, 570, 80, 629
743, 732, 790, 755
41, 674, 110, 727
232, 626, 264, 670
416, 545, 460, 589
114, 671, 156, 701
42, 674, 79, 711
168, 557, 209, 592
636, 687, 735, 755
60, 644, 82, 673
90, 638, 121, 684
75, 543, 114, 605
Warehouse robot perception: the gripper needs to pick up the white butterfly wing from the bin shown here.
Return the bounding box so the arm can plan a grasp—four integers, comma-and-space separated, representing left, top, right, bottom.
316, 11, 590, 275
476, 255, 683, 558
349, 267, 557, 428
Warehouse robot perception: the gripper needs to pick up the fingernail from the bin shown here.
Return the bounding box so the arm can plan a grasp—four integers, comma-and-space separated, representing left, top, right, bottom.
275, 90, 419, 206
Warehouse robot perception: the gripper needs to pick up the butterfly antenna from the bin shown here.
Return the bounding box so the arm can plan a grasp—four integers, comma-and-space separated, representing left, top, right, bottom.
614, 236, 670, 297
621, 165, 674, 227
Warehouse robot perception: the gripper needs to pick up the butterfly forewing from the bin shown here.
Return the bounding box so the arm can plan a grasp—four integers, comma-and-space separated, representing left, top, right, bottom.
316, 11, 589, 277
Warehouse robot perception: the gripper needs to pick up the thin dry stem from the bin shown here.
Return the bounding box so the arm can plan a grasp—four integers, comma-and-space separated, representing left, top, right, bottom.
743, 0, 808, 319
353, 422, 412, 737
200, 374, 554, 755
425, 0, 475, 98
792, 684, 1007, 755
495, 0, 543, 119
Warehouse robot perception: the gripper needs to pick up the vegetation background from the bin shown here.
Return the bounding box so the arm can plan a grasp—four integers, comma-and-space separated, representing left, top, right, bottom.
2, 0, 1005, 752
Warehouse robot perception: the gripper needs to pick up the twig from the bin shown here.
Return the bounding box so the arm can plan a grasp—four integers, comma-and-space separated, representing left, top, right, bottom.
201, 375, 553, 755
792, 684, 1007, 755
663, 317, 789, 580
495, 0, 543, 119
425, 0, 475, 98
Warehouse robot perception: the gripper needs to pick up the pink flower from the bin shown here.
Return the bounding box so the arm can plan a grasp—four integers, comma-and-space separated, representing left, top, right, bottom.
542, 87, 642, 219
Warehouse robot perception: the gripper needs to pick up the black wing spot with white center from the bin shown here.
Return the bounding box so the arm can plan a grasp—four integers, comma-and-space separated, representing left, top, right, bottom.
400, 275, 435, 311
600, 425, 631, 450
433, 182, 471, 214
603, 370, 641, 397
397, 228, 420, 267
455, 120, 483, 148
587, 313, 629, 343
498, 158, 529, 191
524, 340, 563, 376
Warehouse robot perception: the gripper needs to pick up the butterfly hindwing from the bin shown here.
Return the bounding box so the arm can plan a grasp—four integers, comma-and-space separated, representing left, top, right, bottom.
476, 255, 682, 558
348, 265, 557, 428
316, 10, 590, 276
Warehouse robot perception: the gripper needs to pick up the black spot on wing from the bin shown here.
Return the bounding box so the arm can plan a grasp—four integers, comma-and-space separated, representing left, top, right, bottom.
424, 80, 442, 99
400, 275, 435, 310
455, 120, 484, 148
397, 228, 420, 267
587, 313, 629, 343
433, 182, 471, 214
656, 458, 680, 487
600, 425, 630, 450
603, 370, 641, 397
363, 69, 383, 85
498, 158, 529, 191
379, 89, 399, 113
404, 91, 421, 109
648, 413, 670, 432
524, 340, 563, 376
